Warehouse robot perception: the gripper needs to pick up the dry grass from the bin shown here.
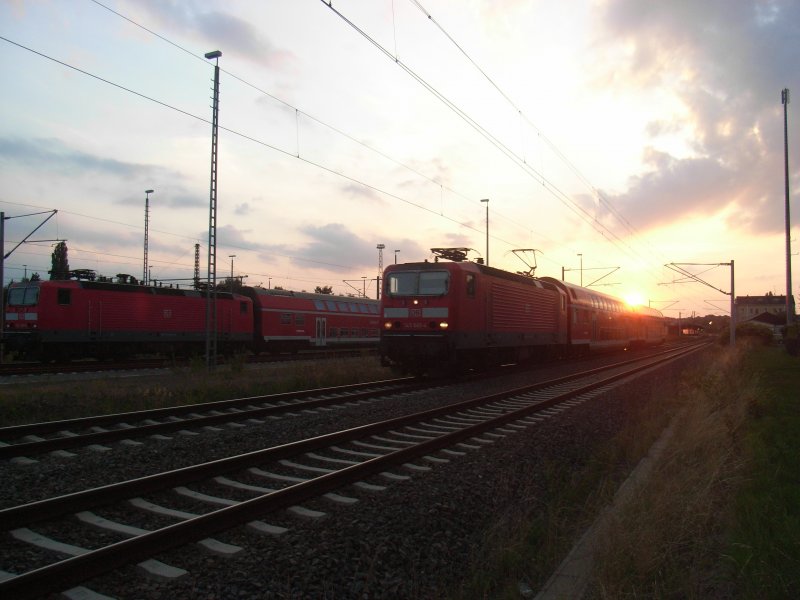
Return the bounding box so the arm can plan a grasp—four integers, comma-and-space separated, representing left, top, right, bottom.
589, 344, 756, 598
453, 354, 696, 599
0, 354, 392, 426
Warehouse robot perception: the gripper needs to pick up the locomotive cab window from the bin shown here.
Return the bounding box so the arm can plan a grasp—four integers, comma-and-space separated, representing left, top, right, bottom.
387, 270, 449, 296
7, 286, 40, 306
57, 288, 71, 306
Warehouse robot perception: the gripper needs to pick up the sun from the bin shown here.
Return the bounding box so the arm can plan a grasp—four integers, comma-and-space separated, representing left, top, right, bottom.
623, 291, 645, 307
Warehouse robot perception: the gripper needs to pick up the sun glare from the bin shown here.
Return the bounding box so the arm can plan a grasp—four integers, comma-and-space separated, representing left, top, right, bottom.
623, 291, 645, 306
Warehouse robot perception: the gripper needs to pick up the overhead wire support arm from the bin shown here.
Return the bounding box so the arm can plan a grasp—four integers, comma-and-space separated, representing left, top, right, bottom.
663, 262, 736, 345
2, 210, 58, 260
663, 263, 730, 296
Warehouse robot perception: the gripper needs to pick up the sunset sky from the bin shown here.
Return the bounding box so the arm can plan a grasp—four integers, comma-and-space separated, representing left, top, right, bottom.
1, 0, 798, 319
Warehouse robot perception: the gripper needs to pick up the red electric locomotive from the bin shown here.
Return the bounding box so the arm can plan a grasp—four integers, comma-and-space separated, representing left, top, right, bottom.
4, 278, 253, 361
379, 248, 665, 374
242, 287, 380, 354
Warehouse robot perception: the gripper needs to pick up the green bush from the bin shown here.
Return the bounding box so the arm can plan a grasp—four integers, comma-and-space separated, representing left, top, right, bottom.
718, 322, 775, 346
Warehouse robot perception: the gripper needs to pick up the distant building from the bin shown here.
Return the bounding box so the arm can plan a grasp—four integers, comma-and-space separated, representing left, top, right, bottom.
735, 292, 795, 323
745, 311, 788, 340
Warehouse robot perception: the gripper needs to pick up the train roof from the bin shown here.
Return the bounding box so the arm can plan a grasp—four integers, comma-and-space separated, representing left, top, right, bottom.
384, 260, 553, 289
245, 286, 379, 304
540, 277, 664, 317
7, 279, 244, 300
383, 264, 663, 318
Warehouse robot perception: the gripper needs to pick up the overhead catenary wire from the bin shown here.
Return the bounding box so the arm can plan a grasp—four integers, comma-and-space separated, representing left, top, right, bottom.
318, 1, 652, 271
4, 4, 715, 309
45, 2, 634, 276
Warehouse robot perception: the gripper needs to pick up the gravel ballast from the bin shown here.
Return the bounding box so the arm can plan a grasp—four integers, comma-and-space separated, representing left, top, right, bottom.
0, 348, 708, 598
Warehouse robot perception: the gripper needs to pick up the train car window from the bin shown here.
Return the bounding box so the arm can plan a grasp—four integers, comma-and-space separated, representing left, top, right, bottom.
358, 304, 369, 313
7, 286, 40, 306
338, 302, 350, 312
280, 313, 292, 325
466, 274, 475, 298
296, 314, 305, 326
239, 301, 248, 314
57, 288, 71, 306
349, 302, 359, 313
325, 300, 338, 311
369, 304, 378, 314
314, 300, 325, 311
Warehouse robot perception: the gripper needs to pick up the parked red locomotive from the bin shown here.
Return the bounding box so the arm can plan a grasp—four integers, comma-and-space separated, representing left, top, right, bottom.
379, 248, 665, 373
3, 278, 254, 361
3, 276, 379, 361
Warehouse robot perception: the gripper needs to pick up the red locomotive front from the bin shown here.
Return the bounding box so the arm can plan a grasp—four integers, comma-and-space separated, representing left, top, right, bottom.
380, 254, 567, 374
380, 261, 459, 372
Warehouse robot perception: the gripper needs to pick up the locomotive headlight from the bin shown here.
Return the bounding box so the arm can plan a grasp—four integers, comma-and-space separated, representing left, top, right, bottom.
383, 322, 393, 330
439, 322, 448, 329
412, 299, 419, 305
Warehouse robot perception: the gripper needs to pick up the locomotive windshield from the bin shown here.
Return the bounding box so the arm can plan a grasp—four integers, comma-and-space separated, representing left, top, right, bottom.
387, 270, 449, 296
7, 285, 40, 306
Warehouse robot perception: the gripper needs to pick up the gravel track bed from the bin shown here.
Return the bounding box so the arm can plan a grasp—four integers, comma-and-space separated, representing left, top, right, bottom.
1, 350, 703, 598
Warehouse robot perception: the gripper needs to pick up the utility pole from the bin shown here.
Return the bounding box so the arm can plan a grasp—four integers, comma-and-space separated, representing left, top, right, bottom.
480, 199, 489, 266
204, 50, 222, 370
143, 189, 154, 285
193, 243, 200, 290
782, 88, 793, 325
376, 244, 385, 300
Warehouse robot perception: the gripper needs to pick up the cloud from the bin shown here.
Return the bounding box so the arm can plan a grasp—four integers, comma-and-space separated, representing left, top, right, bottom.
290, 223, 428, 272
136, 1, 295, 69
592, 0, 800, 234
0, 137, 203, 210
0, 137, 152, 178
339, 183, 385, 205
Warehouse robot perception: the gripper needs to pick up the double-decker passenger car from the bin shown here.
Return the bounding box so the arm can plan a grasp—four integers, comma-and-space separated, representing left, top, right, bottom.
242, 287, 380, 354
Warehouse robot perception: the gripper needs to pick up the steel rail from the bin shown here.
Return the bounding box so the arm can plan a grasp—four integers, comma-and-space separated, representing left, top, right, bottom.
0, 377, 413, 449
0, 343, 706, 599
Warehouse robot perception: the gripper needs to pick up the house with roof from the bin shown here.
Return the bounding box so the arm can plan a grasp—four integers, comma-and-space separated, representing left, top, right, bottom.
735, 292, 796, 339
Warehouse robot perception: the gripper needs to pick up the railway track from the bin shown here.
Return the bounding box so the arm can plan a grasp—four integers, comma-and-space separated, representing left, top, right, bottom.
0, 342, 707, 599
0, 377, 421, 461
0, 349, 371, 378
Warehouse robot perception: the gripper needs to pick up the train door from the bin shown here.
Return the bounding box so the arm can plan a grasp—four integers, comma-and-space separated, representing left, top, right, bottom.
315, 317, 327, 346
87, 299, 101, 339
